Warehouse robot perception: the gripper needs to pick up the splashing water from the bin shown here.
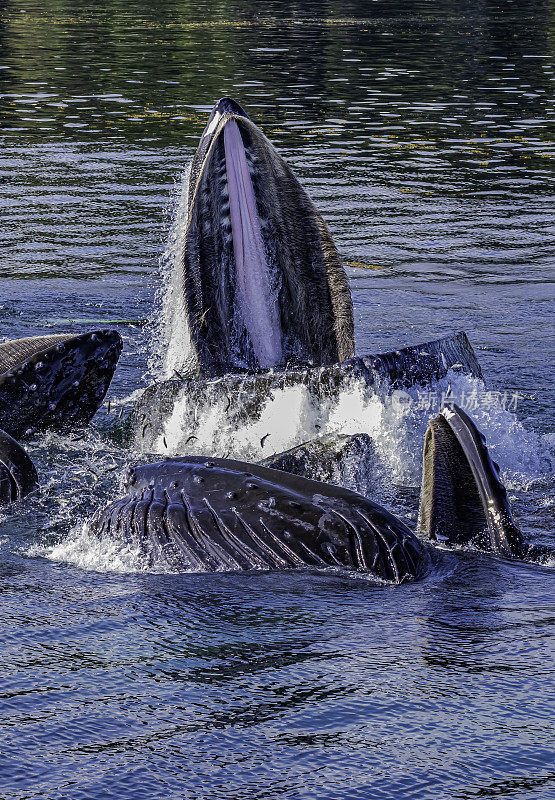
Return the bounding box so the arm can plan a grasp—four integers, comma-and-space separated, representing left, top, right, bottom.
149, 167, 196, 380
149, 370, 553, 495
27, 522, 156, 574
36, 366, 553, 575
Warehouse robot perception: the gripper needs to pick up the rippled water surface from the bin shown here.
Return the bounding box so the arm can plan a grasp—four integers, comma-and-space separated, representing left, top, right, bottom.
1, 1, 554, 798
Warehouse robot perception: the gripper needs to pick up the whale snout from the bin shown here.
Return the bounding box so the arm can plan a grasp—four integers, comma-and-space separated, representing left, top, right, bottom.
213, 96, 249, 118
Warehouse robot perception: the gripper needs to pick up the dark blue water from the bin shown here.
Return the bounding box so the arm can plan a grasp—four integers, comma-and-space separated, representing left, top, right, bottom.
1, 2, 554, 798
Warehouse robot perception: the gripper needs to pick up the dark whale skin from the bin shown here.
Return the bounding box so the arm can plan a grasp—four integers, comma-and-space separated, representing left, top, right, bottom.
0, 428, 39, 506
88, 456, 428, 583
181, 97, 355, 375
0, 330, 122, 439
419, 403, 526, 557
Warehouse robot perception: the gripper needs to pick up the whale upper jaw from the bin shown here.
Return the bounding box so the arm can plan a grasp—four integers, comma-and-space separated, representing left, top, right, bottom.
201, 97, 249, 143
188, 97, 250, 213
419, 402, 525, 558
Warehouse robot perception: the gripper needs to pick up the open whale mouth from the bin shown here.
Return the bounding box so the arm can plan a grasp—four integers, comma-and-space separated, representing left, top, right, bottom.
180, 97, 354, 375
419, 403, 525, 557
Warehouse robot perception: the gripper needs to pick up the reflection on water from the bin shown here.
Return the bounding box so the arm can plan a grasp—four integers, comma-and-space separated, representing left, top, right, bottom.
1, 1, 554, 798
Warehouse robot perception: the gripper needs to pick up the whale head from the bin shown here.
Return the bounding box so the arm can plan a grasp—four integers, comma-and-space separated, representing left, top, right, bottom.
177, 97, 354, 375
0, 331, 122, 438
419, 403, 525, 558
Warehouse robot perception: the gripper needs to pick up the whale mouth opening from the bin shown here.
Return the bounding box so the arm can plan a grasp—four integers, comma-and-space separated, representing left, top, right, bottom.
222, 115, 284, 368
190, 98, 285, 370
0, 428, 38, 505
419, 403, 524, 557
177, 96, 354, 377
185, 98, 285, 371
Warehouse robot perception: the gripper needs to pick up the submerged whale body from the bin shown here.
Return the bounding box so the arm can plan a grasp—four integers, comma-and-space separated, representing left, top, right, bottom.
174, 96, 354, 375
0, 330, 122, 439
88, 455, 427, 582
261, 432, 376, 495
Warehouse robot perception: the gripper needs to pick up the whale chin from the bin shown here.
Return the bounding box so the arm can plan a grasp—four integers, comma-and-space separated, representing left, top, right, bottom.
87, 455, 427, 583
178, 96, 354, 376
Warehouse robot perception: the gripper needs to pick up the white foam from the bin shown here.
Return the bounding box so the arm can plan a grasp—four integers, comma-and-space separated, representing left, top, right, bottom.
149, 369, 553, 495
29, 522, 164, 574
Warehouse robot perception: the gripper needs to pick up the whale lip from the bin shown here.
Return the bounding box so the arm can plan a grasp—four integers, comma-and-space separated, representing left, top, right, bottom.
419, 402, 525, 557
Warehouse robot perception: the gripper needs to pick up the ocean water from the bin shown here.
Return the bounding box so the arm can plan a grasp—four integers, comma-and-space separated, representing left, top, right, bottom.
1, 1, 554, 798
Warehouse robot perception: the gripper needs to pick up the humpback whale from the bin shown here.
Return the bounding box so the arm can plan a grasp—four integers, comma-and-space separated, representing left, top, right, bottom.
261, 432, 376, 495
88, 454, 427, 582
2, 97, 542, 578
419, 403, 526, 558
0, 330, 122, 439
108, 97, 539, 575
89, 404, 531, 578
136, 331, 482, 454
138, 97, 482, 453
168, 96, 354, 375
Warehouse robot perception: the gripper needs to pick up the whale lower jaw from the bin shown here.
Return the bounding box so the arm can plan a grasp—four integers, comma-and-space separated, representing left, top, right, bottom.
87, 456, 427, 582
0, 428, 38, 507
